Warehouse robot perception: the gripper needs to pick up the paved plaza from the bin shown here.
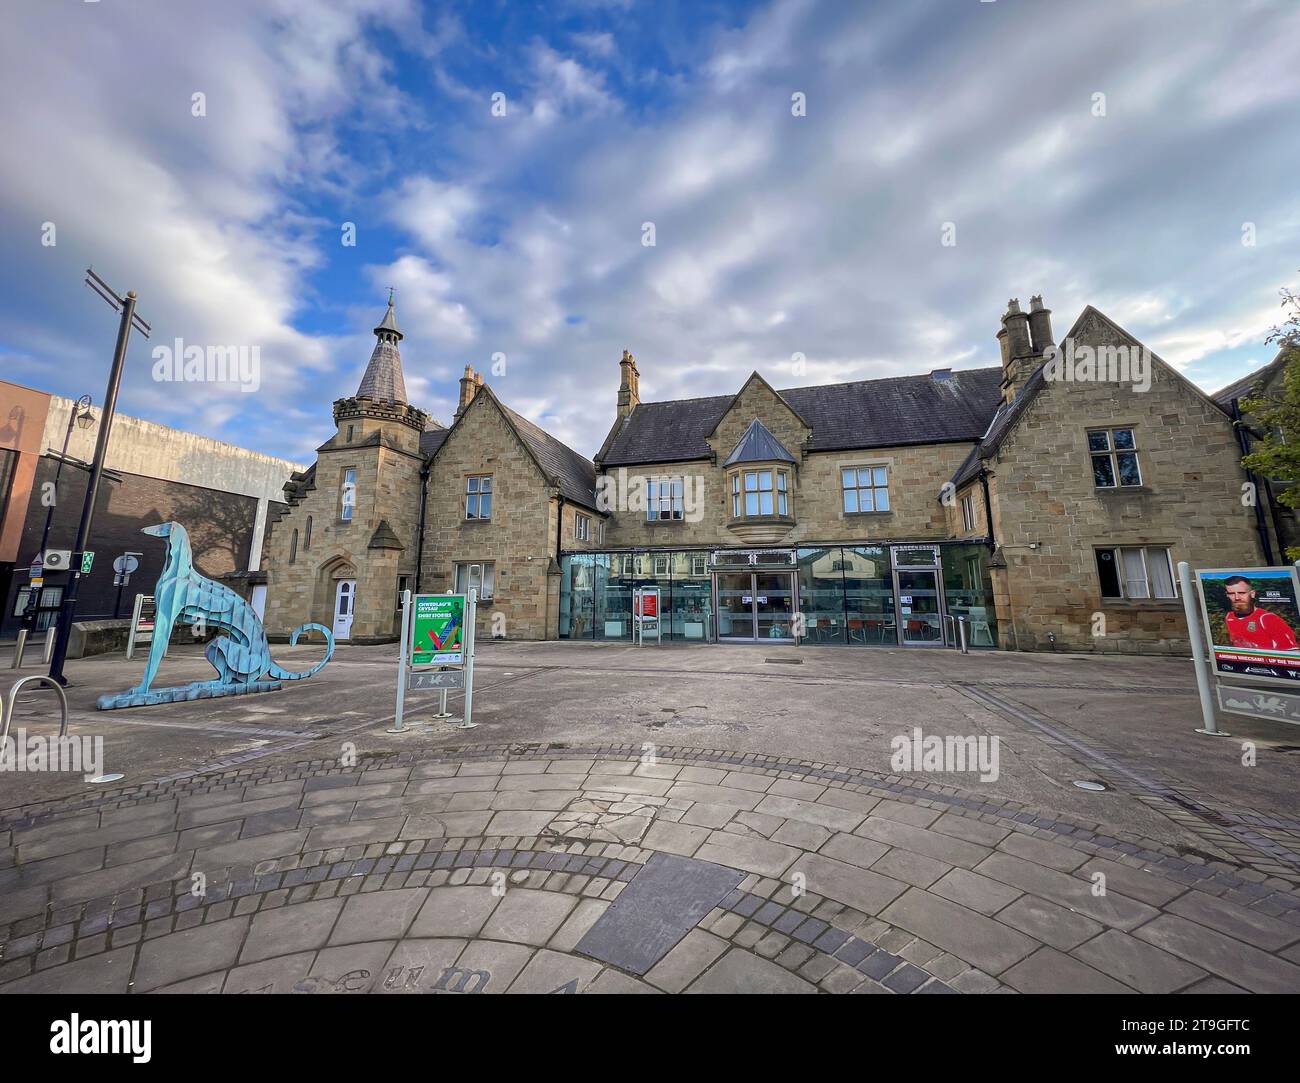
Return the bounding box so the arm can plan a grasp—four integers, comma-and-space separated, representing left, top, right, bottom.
1, 641, 1299, 993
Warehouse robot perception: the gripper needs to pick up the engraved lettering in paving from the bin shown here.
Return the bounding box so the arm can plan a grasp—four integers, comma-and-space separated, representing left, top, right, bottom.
575, 852, 742, 974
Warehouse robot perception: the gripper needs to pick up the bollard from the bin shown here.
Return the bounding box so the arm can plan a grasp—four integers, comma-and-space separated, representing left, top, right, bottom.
43, 626, 55, 665
10, 629, 27, 669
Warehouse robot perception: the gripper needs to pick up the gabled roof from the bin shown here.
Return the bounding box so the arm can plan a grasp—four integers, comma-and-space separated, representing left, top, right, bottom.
1212, 349, 1289, 408
600, 367, 1003, 466
706, 371, 810, 438
723, 418, 796, 466
949, 305, 1233, 489
428, 385, 601, 512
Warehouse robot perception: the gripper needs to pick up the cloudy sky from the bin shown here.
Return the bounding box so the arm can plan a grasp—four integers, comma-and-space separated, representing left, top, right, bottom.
2, 0, 1298, 464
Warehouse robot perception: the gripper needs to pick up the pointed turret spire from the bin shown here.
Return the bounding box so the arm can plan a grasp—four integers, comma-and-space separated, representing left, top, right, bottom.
356, 294, 408, 403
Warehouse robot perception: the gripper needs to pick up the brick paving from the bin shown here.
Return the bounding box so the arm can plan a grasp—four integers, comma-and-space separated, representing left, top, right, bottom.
1, 745, 1299, 993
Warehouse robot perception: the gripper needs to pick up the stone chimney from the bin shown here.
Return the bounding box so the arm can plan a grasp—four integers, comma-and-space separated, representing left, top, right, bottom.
617, 349, 640, 418
1028, 294, 1054, 356
999, 298, 1036, 405
456, 365, 478, 420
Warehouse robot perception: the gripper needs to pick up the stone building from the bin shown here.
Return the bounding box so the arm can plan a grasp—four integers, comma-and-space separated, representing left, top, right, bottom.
262, 295, 1267, 654
0, 379, 301, 643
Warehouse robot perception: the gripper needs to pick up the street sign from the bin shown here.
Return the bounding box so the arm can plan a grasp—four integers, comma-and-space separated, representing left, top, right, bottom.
408, 668, 465, 691
29, 555, 43, 578
113, 554, 140, 575
30, 576, 44, 590
411, 593, 466, 666
1216, 683, 1300, 726
81, 551, 95, 574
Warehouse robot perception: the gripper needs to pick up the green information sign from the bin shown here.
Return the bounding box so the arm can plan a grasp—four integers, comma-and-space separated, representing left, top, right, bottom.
410, 594, 466, 666
81, 551, 95, 573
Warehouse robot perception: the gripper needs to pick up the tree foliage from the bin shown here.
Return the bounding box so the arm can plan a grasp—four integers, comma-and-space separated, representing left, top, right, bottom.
1241, 281, 1300, 558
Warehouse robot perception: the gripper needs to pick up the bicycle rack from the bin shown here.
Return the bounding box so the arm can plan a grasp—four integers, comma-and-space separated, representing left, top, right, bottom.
0, 675, 70, 767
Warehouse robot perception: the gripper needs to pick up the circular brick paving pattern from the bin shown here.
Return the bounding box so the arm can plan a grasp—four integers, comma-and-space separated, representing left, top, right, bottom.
2, 746, 1299, 993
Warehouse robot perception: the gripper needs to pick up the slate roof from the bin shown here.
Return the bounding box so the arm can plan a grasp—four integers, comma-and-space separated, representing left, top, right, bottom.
1212, 350, 1288, 408
600, 367, 1004, 466
723, 418, 796, 466
355, 301, 408, 403
500, 403, 600, 511
420, 427, 449, 458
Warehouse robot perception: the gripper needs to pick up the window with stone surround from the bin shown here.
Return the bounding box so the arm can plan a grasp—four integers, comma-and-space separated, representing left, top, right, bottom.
340, 467, 357, 522
731, 467, 789, 518
647, 476, 685, 520
396, 574, 411, 612
304, 515, 313, 550
289, 529, 298, 564
575, 511, 590, 541
454, 561, 494, 600
465, 475, 492, 520
961, 493, 976, 532
1089, 428, 1141, 488
841, 465, 889, 513
1096, 546, 1176, 600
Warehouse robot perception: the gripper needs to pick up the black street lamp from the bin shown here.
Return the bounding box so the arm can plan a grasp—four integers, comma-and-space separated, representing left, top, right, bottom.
47, 270, 150, 686
22, 395, 96, 632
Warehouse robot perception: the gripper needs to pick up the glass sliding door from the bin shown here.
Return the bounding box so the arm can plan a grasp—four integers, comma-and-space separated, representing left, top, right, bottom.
754, 573, 795, 641
843, 546, 894, 645
717, 571, 755, 640
797, 547, 847, 644
895, 569, 943, 645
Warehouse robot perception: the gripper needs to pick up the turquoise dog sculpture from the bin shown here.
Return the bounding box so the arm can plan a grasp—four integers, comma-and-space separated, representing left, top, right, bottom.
97, 522, 333, 709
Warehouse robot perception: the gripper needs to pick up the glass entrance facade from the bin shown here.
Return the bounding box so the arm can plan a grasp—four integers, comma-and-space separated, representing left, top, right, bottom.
559, 543, 998, 646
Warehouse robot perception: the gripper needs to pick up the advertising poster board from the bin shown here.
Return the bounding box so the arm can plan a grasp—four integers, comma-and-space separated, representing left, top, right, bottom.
1196, 567, 1300, 686
410, 593, 466, 666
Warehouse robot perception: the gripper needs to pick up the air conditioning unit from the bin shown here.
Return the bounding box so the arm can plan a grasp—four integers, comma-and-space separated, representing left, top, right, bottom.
41, 549, 73, 571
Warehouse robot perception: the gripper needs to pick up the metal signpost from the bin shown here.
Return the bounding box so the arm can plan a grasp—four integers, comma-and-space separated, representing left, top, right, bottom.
391, 589, 477, 733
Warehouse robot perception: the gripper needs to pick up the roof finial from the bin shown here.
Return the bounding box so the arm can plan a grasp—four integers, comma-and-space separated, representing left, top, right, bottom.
387, 285, 395, 305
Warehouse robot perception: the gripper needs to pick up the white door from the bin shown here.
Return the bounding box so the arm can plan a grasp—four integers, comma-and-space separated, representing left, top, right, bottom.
251, 584, 268, 620
333, 579, 356, 641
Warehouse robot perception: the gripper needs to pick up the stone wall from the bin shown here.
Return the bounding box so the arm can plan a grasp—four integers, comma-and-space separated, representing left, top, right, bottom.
982, 309, 1264, 653
419, 392, 559, 641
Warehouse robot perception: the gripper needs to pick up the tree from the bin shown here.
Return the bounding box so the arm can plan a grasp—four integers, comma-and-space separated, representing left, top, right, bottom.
1241, 280, 1300, 558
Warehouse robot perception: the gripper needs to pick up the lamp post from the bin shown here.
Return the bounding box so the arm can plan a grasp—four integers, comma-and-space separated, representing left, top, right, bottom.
47, 270, 149, 686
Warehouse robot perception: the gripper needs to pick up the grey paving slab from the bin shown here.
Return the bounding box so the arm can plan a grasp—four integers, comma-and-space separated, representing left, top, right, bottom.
242, 898, 344, 962
854, 817, 991, 869
695, 832, 800, 877
192, 830, 309, 871
480, 888, 577, 946
1166, 890, 1300, 952
377, 939, 466, 993
754, 794, 866, 832
929, 868, 1023, 915
996, 832, 1089, 872
974, 852, 1159, 931
50, 851, 192, 903
818, 832, 889, 869
442, 940, 533, 993
930, 812, 1010, 847
508, 948, 604, 993
685, 947, 816, 993
666, 782, 763, 810
223, 950, 316, 994
0, 947, 135, 994
792, 853, 908, 916
547, 898, 609, 953
870, 847, 952, 888
484, 810, 558, 836
409, 886, 503, 939
134, 916, 250, 992
329, 888, 430, 945
305, 818, 406, 850
996, 895, 1103, 951
641, 820, 710, 856
644, 929, 729, 992
1074, 855, 1187, 907
575, 852, 742, 974
880, 887, 1038, 975
1070, 929, 1207, 993
1133, 915, 1300, 994
303, 941, 397, 993
1002, 946, 1133, 994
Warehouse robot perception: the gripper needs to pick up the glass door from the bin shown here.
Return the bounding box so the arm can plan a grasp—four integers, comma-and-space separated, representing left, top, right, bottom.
895, 570, 943, 645
717, 572, 755, 640
755, 573, 795, 641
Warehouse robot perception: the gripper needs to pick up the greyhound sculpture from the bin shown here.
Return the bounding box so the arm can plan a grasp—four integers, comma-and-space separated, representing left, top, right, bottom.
97, 522, 334, 709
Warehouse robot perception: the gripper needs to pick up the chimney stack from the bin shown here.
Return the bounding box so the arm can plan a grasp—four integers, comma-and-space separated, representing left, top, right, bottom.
617, 349, 640, 418
1028, 294, 1054, 356
456, 365, 478, 420
999, 298, 1037, 405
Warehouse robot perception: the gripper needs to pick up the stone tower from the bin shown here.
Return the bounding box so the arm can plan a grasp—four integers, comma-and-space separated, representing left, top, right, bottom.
263, 296, 435, 644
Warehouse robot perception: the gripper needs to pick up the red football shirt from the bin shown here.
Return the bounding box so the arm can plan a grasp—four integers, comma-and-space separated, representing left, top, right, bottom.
1225, 608, 1300, 651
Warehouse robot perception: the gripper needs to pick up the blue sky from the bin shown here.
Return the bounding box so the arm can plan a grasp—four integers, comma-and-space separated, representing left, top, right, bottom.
2, 0, 1298, 465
